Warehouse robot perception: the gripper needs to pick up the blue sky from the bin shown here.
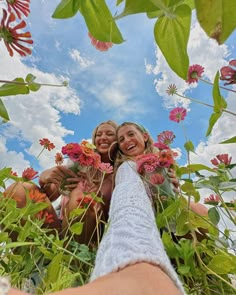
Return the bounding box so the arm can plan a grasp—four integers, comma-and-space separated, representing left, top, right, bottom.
0, 0, 236, 206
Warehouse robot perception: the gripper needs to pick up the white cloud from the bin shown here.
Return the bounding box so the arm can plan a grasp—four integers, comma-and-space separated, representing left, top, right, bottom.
69, 49, 94, 69
0, 43, 81, 171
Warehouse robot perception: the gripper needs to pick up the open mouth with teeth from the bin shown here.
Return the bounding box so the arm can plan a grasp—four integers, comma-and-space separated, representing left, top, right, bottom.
127, 145, 136, 151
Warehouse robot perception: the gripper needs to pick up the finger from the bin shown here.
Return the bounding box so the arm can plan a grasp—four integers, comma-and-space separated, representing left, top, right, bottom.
57, 165, 78, 178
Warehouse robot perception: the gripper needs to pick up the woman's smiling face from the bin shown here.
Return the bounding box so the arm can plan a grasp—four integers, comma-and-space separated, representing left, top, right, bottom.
95, 123, 116, 156
117, 124, 148, 157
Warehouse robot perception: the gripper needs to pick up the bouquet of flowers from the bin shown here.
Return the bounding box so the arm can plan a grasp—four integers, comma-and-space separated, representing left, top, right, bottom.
136, 131, 177, 203
59, 140, 103, 196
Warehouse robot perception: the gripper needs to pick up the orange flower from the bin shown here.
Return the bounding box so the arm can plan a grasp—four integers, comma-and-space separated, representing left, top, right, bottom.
28, 189, 46, 203
55, 152, 64, 165
39, 138, 55, 151
22, 167, 38, 180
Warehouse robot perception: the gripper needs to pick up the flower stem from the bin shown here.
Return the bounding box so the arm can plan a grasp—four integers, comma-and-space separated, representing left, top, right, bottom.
199, 77, 236, 93
0, 79, 67, 87
176, 93, 236, 117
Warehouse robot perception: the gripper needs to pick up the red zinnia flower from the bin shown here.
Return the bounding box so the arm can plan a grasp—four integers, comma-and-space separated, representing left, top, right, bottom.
204, 194, 220, 205
0, 9, 33, 56
55, 152, 64, 165
166, 84, 177, 96
37, 211, 54, 224
169, 107, 187, 123
6, 0, 30, 19
77, 194, 97, 208
10, 169, 18, 176
220, 60, 236, 85
22, 167, 38, 180
39, 138, 55, 151
88, 32, 113, 52
186, 64, 204, 84
211, 154, 232, 166
157, 131, 176, 146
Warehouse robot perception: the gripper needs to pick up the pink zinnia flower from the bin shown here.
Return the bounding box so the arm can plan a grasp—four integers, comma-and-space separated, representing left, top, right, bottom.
211, 154, 232, 166
61, 143, 82, 157
166, 84, 177, 96
157, 131, 176, 146
99, 162, 113, 174
0, 9, 33, 56
153, 142, 169, 150
136, 154, 160, 174
220, 60, 236, 85
6, 0, 30, 19
150, 173, 165, 185
169, 107, 187, 123
186, 64, 204, 84
22, 167, 38, 180
204, 194, 220, 205
88, 32, 113, 52
39, 138, 55, 151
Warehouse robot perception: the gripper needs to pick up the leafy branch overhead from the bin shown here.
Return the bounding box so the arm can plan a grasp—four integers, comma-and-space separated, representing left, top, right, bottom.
52, 0, 236, 79
0, 74, 67, 122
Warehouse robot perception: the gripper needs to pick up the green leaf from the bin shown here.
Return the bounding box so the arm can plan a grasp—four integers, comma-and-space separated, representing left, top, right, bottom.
154, 4, 191, 79
205, 112, 222, 137
115, 0, 158, 19
70, 221, 84, 235
178, 164, 214, 176
156, 199, 180, 228
45, 253, 63, 285
52, 0, 80, 18
178, 265, 190, 275
79, 0, 124, 44
212, 71, 227, 112
0, 98, 10, 122
0, 78, 29, 96
219, 181, 236, 191
162, 232, 177, 257
207, 254, 236, 274
28, 83, 41, 92
195, 0, 236, 44
25, 73, 36, 83
184, 140, 195, 153
220, 136, 236, 144
0, 241, 38, 250
208, 207, 220, 225
69, 208, 86, 219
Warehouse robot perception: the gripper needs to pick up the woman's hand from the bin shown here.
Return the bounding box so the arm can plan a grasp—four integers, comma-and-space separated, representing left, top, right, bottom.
167, 168, 180, 193
39, 166, 81, 200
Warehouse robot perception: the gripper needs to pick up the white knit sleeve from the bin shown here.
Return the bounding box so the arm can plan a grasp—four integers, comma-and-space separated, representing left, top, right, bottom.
90, 161, 186, 294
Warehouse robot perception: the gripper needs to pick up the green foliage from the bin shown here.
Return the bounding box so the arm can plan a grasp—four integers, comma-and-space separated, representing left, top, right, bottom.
195, 0, 236, 44
0, 98, 10, 122
52, 0, 81, 18
154, 4, 191, 79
